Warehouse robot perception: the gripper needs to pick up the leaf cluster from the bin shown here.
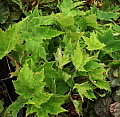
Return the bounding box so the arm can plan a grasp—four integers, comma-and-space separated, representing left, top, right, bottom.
0, 0, 120, 116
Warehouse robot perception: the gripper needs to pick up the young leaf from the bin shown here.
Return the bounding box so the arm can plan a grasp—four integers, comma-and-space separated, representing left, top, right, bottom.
72, 42, 91, 71
74, 82, 96, 100
73, 100, 83, 116
82, 32, 106, 51
62, 72, 71, 82
54, 48, 70, 69
10, 63, 21, 78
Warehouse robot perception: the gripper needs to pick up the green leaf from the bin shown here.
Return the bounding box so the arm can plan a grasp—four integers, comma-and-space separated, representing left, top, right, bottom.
112, 24, 120, 33
74, 82, 96, 100
21, 26, 64, 41
13, 63, 52, 107
25, 40, 46, 61
97, 10, 119, 21
39, 62, 69, 94
20, 11, 64, 42
64, 39, 74, 55
30, 93, 52, 108
89, 67, 110, 91
24, 11, 53, 26
55, 14, 74, 27
36, 27, 64, 40
19, 13, 64, 62
97, 29, 120, 52
38, 95, 67, 116
82, 32, 106, 51
56, 80, 70, 95
73, 1, 86, 9
26, 95, 67, 117
72, 42, 91, 71
85, 14, 97, 29
13, 63, 36, 98
39, 15, 54, 25
59, 0, 85, 11
105, 41, 120, 52
26, 104, 38, 117
77, 16, 87, 31
97, 29, 113, 45
40, 62, 58, 93
6, 96, 27, 117
59, 0, 74, 11
0, 22, 21, 59
84, 61, 101, 71
0, 0, 9, 23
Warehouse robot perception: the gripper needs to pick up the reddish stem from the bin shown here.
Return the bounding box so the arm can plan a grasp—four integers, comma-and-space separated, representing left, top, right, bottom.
7, 54, 22, 67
